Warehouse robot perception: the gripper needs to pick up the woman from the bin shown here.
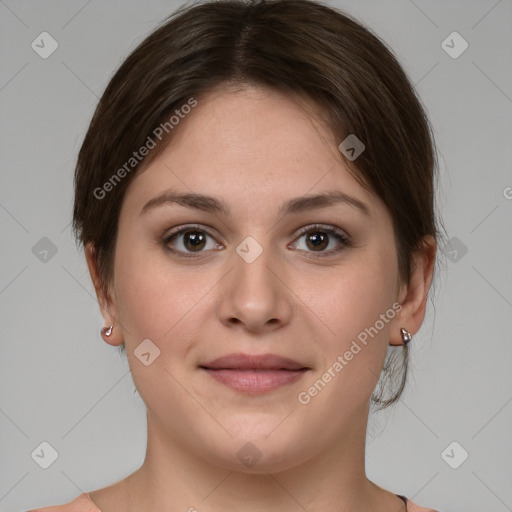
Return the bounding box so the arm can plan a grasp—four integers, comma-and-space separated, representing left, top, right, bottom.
30, 0, 442, 510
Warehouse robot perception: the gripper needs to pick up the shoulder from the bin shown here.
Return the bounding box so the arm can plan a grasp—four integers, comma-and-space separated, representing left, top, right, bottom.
404, 496, 440, 512
27, 493, 101, 512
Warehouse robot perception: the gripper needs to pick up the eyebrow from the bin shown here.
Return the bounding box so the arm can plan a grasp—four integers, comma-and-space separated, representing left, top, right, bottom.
140, 189, 371, 217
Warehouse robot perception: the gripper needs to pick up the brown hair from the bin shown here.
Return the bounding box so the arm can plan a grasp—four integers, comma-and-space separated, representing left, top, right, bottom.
73, 0, 444, 411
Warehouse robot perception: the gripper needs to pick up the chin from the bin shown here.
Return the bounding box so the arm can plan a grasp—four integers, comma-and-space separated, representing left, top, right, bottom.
203, 429, 317, 474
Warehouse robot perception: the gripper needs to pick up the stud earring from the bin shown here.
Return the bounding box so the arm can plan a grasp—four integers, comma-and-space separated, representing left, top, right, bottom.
101, 325, 113, 337
400, 327, 412, 345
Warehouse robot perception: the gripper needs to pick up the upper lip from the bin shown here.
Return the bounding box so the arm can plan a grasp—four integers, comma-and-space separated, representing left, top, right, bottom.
200, 353, 308, 370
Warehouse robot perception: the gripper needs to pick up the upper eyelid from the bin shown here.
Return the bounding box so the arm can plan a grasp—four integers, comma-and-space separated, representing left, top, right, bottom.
164, 224, 217, 240
295, 223, 348, 236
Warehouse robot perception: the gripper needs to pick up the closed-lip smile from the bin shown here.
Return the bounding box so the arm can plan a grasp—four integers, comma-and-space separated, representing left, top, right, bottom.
199, 353, 310, 394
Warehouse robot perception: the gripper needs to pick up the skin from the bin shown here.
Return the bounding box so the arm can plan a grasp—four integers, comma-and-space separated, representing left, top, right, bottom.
85, 83, 436, 512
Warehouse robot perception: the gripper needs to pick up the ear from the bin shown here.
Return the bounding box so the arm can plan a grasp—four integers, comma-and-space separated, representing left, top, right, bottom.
85, 243, 124, 347
389, 235, 437, 346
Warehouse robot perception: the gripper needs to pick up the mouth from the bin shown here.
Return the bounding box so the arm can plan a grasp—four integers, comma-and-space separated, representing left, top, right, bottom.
199, 353, 310, 394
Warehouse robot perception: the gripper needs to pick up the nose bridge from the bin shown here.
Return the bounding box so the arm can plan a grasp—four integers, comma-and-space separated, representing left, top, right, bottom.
218, 233, 292, 330
233, 233, 278, 299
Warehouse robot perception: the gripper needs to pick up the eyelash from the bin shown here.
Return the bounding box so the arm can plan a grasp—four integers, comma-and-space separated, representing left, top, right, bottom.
162, 223, 352, 259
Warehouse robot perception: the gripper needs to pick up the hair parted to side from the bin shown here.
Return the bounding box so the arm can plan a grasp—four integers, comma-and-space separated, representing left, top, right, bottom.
72, 0, 445, 411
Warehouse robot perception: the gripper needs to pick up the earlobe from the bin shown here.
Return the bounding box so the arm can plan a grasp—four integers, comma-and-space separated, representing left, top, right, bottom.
389, 235, 437, 346
85, 243, 124, 347
399, 327, 412, 344
99, 323, 124, 346
101, 325, 113, 337
388, 322, 413, 347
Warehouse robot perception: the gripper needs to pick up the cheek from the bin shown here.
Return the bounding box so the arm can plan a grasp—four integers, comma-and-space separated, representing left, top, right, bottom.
325, 256, 395, 335
314, 251, 398, 383
113, 240, 215, 348
112, 245, 207, 407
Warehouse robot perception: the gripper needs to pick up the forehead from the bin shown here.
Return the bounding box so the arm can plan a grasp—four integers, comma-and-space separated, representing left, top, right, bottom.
122, 84, 380, 220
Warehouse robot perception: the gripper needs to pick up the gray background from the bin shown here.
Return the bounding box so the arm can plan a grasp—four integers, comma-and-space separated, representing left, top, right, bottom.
1, 1, 511, 511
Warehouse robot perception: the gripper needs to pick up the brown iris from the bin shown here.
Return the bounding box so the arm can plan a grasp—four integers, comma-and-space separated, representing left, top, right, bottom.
183, 230, 207, 252
305, 231, 329, 251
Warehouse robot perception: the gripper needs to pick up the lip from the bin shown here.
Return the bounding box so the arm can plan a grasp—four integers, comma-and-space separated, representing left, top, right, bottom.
201, 352, 307, 370
199, 353, 309, 394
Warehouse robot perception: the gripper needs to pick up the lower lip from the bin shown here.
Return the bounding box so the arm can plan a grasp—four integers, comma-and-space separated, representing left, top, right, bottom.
201, 368, 308, 394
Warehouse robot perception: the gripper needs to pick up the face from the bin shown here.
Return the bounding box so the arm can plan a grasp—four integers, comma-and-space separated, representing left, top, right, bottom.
100, 84, 406, 472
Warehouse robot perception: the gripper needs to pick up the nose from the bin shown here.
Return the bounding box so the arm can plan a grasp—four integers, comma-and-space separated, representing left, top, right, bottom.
217, 236, 293, 334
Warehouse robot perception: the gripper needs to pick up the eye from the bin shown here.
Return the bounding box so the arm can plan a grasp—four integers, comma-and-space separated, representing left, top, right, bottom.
290, 224, 352, 258
162, 223, 352, 259
163, 225, 222, 258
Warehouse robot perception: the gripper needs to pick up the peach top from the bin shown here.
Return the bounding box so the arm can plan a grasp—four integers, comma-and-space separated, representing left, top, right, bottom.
28, 492, 440, 511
